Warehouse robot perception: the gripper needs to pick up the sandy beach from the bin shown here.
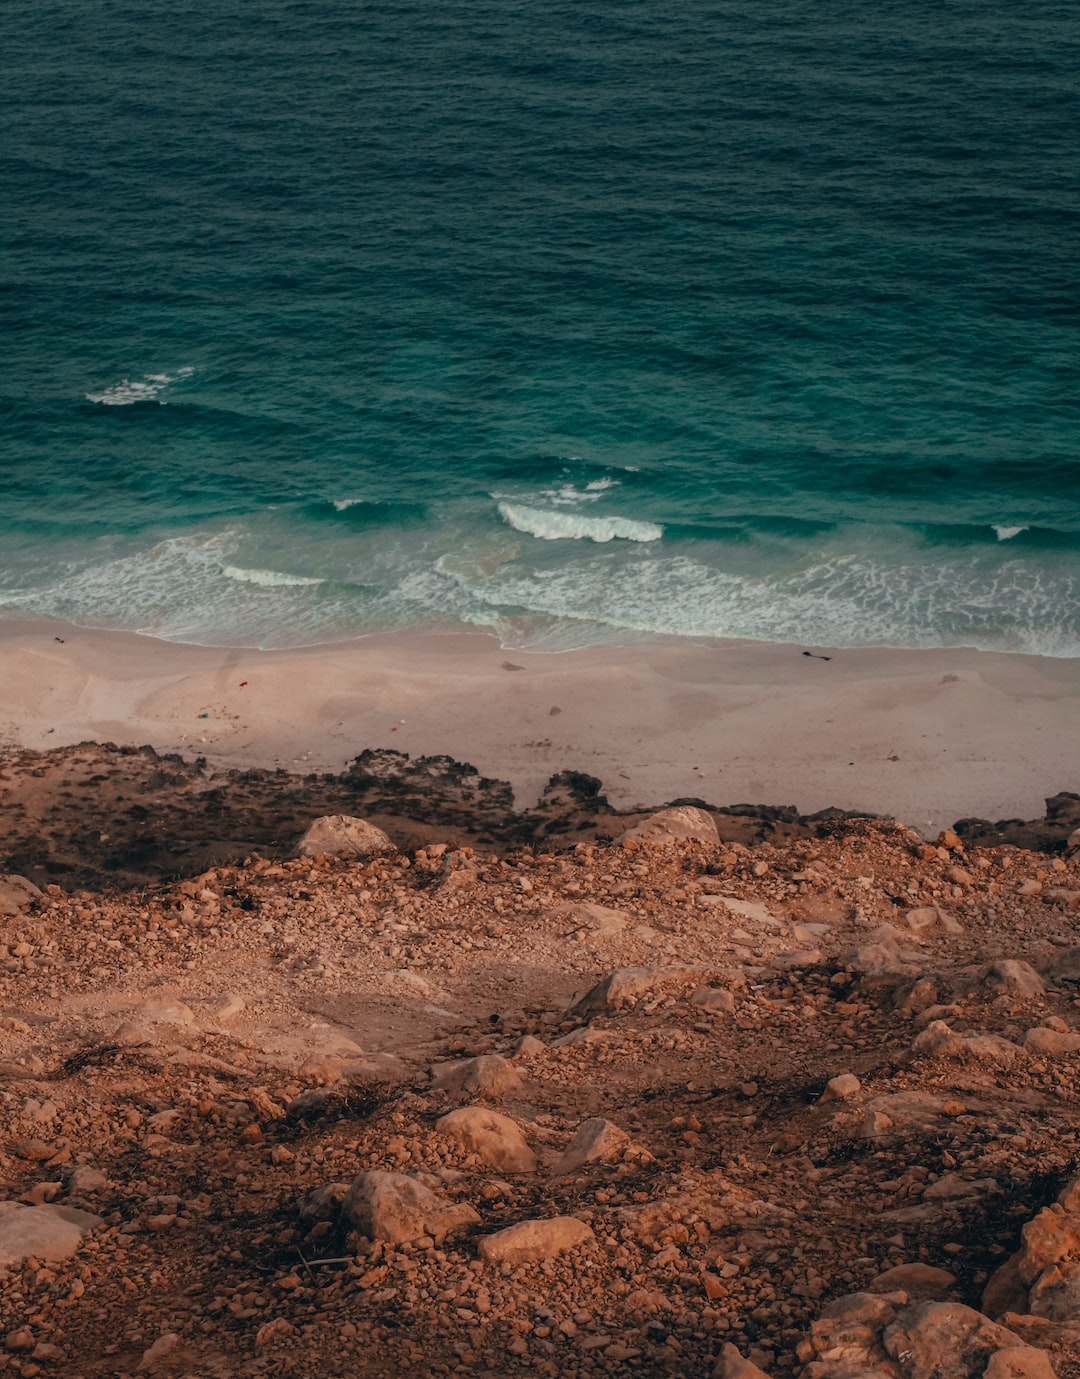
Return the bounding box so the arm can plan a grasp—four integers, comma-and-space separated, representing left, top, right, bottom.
1, 614, 1077, 836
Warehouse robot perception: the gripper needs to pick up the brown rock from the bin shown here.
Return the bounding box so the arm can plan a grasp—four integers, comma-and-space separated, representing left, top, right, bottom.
983, 1254, 1029, 1320
0, 873, 42, 917
820, 1073, 861, 1102
296, 815, 395, 859
0, 1203, 103, 1267
343, 1171, 480, 1245
882, 1302, 1024, 1379
1017, 1206, 1080, 1285
618, 807, 719, 848
913, 1021, 1019, 1068
477, 1215, 594, 1265
435, 1107, 537, 1172
714, 1341, 772, 1379
570, 964, 705, 1016
1024, 1028, 1080, 1058
869, 1263, 956, 1300
983, 1349, 1057, 1379
553, 1118, 630, 1174
431, 1053, 523, 1098
965, 961, 1046, 998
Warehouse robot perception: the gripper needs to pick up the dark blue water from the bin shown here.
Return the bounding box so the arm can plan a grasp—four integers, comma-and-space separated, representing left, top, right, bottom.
4, 0, 1079, 651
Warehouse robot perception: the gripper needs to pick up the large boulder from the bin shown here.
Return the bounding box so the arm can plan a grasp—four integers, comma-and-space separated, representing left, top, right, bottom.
430, 1054, 523, 1099
618, 807, 719, 848
913, 1021, 1019, 1069
435, 1107, 536, 1172
477, 1216, 594, 1265
1024, 1027, 1080, 1058
882, 1302, 1028, 1379
0, 1202, 103, 1267
296, 815, 395, 859
553, 1118, 630, 1175
342, 1172, 479, 1245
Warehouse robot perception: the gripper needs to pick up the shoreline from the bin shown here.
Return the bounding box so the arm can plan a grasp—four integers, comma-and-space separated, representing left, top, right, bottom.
1, 613, 1079, 835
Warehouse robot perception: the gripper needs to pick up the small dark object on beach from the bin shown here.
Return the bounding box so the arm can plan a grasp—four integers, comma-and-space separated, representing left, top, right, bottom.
54, 637, 65, 643
802, 651, 831, 661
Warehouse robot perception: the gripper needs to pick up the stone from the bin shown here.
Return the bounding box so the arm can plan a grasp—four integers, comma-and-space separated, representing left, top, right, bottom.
820, 1073, 861, 1102
982, 1254, 1028, 1320
861, 1091, 947, 1131
0, 873, 41, 917
570, 965, 704, 1016
139, 1333, 182, 1372
554, 1118, 630, 1174
213, 994, 246, 1022
435, 1107, 537, 1172
1028, 1261, 1080, 1322
913, 1021, 1019, 1068
860, 1110, 895, 1139
1058, 1176, 1080, 1214
552, 1026, 620, 1048
0, 1202, 103, 1267
714, 1342, 773, 1379
133, 998, 195, 1026
692, 987, 737, 1015
67, 1165, 107, 1195
298, 1183, 350, 1225
869, 1263, 955, 1300
1024, 1027, 1080, 1058
923, 1172, 997, 1201
553, 901, 631, 935
905, 906, 964, 937
1039, 947, 1080, 985
1017, 1206, 1080, 1285
477, 1215, 594, 1265
431, 1053, 523, 1098
342, 1171, 479, 1245
770, 948, 822, 971
983, 1349, 1057, 1379
296, 815, 395, 859
898, 976, 940, 1015
618, 807, 719, 848
968, 960, 1047, 997
882, 1302, 1025, 1379
819, 1292, 901, 1328
512, 1034, 547, 1058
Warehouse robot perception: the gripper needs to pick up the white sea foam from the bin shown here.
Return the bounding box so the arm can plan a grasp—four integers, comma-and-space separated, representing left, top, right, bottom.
221, 565, 325, 588
497, 501, 663, 543
332, 498, 362, 512
449, 548, 1080, 658
537, 479, 618, 506
993, 525, 1028, 541
85, 367, 194, 405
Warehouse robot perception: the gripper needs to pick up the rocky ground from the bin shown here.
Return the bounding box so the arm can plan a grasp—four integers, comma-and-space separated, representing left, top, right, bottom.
1, 740, 1077, 891
2, 766, 1080, 1378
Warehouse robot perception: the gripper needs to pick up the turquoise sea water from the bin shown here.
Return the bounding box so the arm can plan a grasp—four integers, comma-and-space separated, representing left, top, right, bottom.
3, 0, 1079, 653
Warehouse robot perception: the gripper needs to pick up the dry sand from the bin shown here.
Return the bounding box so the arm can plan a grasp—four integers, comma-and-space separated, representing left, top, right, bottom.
1, 614, 1078, 834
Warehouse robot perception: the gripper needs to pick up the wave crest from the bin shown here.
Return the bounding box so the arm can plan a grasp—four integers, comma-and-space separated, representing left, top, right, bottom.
497, 501, 662, 543
85, 367, 194, 406
221, 565, 324, 588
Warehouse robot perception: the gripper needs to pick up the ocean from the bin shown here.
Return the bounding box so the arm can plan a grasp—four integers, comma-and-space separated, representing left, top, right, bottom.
3, 0, 1078, 655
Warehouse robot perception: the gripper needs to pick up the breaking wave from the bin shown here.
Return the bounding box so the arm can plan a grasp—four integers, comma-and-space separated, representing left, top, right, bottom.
497, 501, 663, 543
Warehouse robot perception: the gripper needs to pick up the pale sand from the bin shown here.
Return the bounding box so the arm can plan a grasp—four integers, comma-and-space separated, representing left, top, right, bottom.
1, 614, 1078, 835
